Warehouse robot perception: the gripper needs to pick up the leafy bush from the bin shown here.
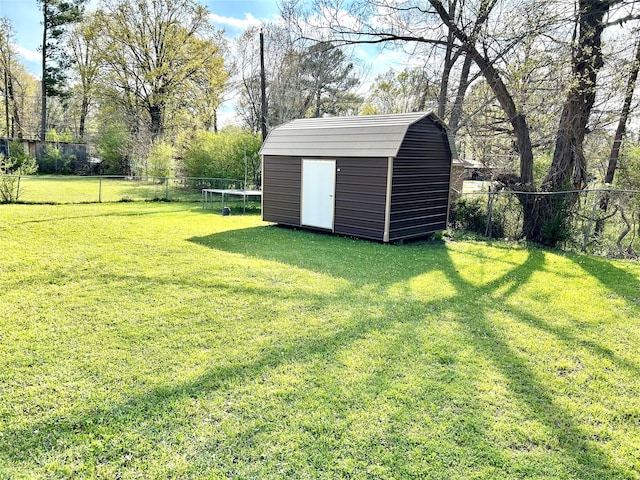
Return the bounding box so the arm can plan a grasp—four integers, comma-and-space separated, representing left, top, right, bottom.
146, 141, 175, 179
0, 141, 37, 203
46, 128, 76, 143
5, 141, 35, 172
37, 145, 74, 174
96, 121, 132, 175
450, 196, 505, 238
617, 146, 640, 212
181, 129, 262, 187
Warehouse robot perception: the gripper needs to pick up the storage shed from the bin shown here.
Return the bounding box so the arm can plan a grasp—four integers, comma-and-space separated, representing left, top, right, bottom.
259, 112, 456, 242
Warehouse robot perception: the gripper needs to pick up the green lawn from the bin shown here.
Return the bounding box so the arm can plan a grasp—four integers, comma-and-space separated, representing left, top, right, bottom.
1, 202, 639, 479
8, 175, 254, 205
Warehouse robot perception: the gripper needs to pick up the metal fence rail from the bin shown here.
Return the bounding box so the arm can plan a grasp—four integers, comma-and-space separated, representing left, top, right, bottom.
0, 175, 258, 205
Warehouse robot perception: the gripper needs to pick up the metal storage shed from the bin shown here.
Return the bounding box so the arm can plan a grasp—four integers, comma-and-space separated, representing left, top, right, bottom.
259, 112, 456, 243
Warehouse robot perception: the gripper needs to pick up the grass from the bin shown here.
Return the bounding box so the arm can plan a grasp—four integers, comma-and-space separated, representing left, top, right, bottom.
1, 202, 639, 479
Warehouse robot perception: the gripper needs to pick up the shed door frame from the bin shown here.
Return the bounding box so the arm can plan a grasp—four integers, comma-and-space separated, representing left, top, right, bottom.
301, 158, 336, 230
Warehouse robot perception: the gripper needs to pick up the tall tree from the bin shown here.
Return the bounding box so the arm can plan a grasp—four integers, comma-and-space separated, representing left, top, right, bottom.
67, 12, 102, 140
234, 26, 361, 131
0, 17, 15, 138
234, 25, 308, 131
0, 19, 40, 139
38, 0, 86, 140
97, 0, 226, 141
286, 0, 629, 245
301, 41, 360, 117
363, 68, 438, 114
604, 34, 640, 186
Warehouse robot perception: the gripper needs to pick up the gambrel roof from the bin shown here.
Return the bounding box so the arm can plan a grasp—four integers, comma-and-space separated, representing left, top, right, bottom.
260, 112, 457, 159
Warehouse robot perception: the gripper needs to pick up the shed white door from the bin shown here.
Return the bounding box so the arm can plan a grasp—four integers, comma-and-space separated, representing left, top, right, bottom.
301, 159, 336, 230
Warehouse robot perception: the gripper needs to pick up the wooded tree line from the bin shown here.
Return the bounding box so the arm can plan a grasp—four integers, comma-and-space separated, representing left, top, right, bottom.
283, 0, 640, 245
2, 0, 640, 244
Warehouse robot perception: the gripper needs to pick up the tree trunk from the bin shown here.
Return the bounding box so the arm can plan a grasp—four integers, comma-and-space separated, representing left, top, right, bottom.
3, 67, 9, 138
448, 53, 473, 134
429, 0, 535, 186
604, 37, 640, 185
315, 89, 321, 118
260, 29, 268, 141
149, 104, 163, 141
543, 0, 608, 193
430, 0, 610, 245
437, 25, 455, 119
8, 76, 22, 138
523, 0, 610, 245
79, 95, 89, 140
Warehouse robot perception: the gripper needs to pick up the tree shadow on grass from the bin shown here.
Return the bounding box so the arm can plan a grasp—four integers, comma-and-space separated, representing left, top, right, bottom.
572, 253, 640, 307
437, 248, 634, 478
190, 224, 454, 288
190, 226, 634, 478
1, 226, 636, 478
1, 275, 438, 475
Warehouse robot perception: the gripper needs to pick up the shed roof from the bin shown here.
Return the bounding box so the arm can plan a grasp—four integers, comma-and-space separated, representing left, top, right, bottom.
259, 112, 457, 158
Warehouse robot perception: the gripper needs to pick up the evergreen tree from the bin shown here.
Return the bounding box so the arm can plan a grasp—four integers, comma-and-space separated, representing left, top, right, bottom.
38, 0, 86, 140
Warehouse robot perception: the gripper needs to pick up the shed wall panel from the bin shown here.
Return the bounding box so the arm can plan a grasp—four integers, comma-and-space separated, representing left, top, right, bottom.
334, 157, 388, 241
389, 118, 452, 240
262, 156, 301, 226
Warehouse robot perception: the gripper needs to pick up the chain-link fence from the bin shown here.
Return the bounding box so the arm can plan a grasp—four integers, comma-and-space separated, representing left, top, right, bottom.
0, 175, 253, 205
451, 183, 640, 258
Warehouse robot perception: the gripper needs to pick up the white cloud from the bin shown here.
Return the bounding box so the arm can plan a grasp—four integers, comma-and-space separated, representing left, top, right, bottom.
13, 43, 40, 63
209, 12, 262, 30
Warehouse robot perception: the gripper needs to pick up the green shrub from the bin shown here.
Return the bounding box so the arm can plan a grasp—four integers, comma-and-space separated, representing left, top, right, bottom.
617, 146, 640, 212
38, 145, 74, 174
96, 121, 132, 175
46, 128, 76, 143
5, 141, 36, 172
0, 141, 37, 203
181, 129, 262, 187
450, 196, 505, 238
146, 141, 175, 179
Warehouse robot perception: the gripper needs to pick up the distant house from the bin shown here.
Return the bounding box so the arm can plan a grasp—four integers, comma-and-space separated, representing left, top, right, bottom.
259, 112, 457, 243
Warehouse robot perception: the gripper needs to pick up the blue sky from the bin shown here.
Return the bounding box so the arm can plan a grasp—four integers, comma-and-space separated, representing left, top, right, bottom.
0, 0, 282, 75
0, 0, 403, 125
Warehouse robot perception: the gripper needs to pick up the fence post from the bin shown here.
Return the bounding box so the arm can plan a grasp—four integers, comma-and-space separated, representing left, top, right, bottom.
582, 189, 601, 252
99, 176, 102, 203
16, 175, 21, 201
165, 177, 169, 200
485, 184, 495, 238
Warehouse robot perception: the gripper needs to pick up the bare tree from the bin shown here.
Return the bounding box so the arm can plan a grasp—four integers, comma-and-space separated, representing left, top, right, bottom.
0, 18, 18, 138
234, 25, 361, 131
283, 0, 632, 245
604, 33, 640, 186
67, 13, 102, 140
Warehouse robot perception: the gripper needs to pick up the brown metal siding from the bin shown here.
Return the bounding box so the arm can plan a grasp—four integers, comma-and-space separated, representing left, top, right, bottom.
262, 115, 453, 243
389, 118, 452, 240
262, 156, 301, 225
334, 157, 388, 241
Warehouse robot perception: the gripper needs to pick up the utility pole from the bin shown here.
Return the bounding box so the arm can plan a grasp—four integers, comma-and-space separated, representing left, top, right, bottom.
260, 28, 267, 141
